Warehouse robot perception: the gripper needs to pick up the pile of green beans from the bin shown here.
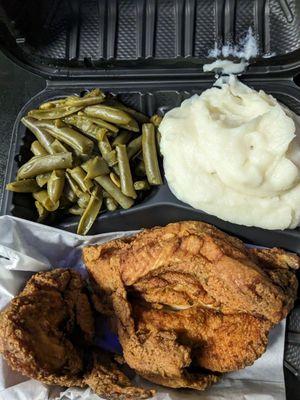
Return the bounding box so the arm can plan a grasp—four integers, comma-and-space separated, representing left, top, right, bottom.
6, 89, 163, 235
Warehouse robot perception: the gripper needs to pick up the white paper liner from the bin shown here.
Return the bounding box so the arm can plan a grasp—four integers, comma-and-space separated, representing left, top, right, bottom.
0, 216, 286, 400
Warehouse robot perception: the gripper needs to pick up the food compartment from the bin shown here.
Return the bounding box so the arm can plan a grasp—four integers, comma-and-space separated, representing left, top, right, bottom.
2, 80, 300, 252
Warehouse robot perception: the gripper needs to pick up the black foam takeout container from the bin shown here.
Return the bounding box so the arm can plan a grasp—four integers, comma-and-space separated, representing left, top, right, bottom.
0, 0, 300, 394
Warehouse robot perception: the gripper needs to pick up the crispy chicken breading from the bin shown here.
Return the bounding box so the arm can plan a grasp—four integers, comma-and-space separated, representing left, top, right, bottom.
0, 269, 153, 399
83, 221, 299, 389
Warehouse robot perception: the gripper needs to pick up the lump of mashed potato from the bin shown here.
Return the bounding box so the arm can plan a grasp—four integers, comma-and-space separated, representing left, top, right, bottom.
160, 76, 300, 230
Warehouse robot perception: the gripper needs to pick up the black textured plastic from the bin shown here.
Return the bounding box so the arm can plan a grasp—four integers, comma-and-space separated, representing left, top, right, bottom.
0, 0, 300, 77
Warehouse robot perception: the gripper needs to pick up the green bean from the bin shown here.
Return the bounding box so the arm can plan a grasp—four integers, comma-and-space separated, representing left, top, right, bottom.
150, 114, 162, 127
6, 179, 40, 193
33, 191, 59, 212
117, 118, 139, 132
135, 159, 146, 177
65, 172, 82, 197
127, 135, 142, 159
28, 105, 82, 120
39, 99, 66, 110
77, 186, 103, 235
98, 140, 118, 167
50, 139, 69, 154
94, 175, 134, 209
81, 156, 110, 179
36, 172, 51, 187
31, 141, 48, 156
110, 172, 120, 188
77, 192, 91, 209
22, 117, 55, 154
112, 131, 132, 147
64, 92, 105, 107
17, 152, 72, 179
142, 123, 162, 185
35, 201, 49, 221
105, 196, 118, 211
134, 180, 150, 191
64, 115, 107, 140
47, 170, 65, 203
35, 120, 94, 154
79, 112, 119, 133
69, 205, 85, 216
84, 105, 132, 125
67, 166, 93, 193
116, 144, 136, 199
105, 99, 149, 123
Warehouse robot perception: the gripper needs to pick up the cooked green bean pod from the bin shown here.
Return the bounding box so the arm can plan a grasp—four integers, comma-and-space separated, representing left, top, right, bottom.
50, 139, 69, 154
105, 196, 118, 211
117, 118, 139, 133
105, 99, 149, 123
98, 140, 118, 167
35, 120, 94, 154
28, 105, 82, 120
31, 141, 48, 156
64, 92, 105, 107
65, 172, 82, 197
36, 172, 51, 187
150, 114, 162, 127
112, 131, 132, 147
127, 135, 142, 159
77, 192, 91, 209
142, 123, 162, 185
6, 179, 40, 193
79, 112, 119, 133
47, 170, 65, 203
110, 172, 120, 188
134, 180, 150, 191
67, 166, 93, 193
116, 144, 136, 199
94, 175, 134, 209
77, 186, 103, 235
64, 115, 107, 140
33, 190, 59, 212
39, 99, 66, 110
35, 201, 49, 221
82, 156, 110, 179
22, 117, 55, 154
17, 152, 72, 179
84, 105, 132, 125
69, 205, 85, 216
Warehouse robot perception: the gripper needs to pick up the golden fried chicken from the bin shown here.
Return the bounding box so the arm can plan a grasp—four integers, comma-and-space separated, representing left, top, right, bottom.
0, 269, 153, 399
83, 221, 299, 389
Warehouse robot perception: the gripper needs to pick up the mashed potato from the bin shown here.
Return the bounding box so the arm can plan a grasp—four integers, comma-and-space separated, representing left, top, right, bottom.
160, 76, 300, 230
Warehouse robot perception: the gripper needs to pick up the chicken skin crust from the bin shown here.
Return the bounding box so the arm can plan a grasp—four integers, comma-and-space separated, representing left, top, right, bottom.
83, 221, 299, 389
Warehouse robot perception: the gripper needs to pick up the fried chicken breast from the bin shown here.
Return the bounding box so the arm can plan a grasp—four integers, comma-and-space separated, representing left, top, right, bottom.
83, 221, 299, 389
0, 269, 153, 399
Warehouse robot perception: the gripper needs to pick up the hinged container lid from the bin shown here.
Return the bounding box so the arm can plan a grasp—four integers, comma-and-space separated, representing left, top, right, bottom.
0, 0, 300, 78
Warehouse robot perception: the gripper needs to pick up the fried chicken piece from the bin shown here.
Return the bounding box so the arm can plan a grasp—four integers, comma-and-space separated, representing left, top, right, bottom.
111, 282, 219, 390
133, 304, 271, 372
83, 221, 299, 323
0, 269, 153, 399
0, 270, 87, 386
83, 221, 299, 388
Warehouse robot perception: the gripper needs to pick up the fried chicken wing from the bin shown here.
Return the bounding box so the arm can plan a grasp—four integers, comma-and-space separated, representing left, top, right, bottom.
83, 221, 299, 389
